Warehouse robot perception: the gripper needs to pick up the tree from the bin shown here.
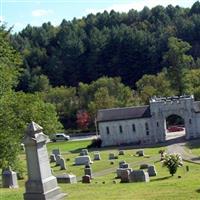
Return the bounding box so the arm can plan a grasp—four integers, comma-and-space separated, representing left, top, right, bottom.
164, 37, 194, 95
162, 153, 183, 176
136, 72, 174, 103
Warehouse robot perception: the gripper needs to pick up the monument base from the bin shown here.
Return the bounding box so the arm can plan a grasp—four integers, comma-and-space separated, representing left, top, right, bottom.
24, 186, 67, 200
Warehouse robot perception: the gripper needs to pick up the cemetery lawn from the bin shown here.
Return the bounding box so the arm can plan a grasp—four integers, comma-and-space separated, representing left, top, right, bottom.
1, 140, 200, 200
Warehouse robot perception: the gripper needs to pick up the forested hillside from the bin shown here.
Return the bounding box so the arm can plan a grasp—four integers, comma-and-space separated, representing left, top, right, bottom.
12, 2, 200, 91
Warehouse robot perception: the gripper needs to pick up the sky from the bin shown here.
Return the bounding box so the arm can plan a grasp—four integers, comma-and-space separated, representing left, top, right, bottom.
0, 0, 198, 33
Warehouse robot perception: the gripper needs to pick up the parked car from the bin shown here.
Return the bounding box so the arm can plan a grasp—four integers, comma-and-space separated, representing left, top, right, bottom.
51, 133, 70, 142
167, 126, 184, 132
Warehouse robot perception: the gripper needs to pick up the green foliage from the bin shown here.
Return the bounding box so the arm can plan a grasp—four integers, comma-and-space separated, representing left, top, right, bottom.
162, 153, 183, 176
136, 72, 174, 103
164, 37, 193, 95
11, 2, 200, 90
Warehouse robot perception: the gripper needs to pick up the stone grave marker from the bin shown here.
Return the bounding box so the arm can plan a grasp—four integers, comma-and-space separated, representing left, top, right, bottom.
75, 156, 93, 165
119, 150, 125, 155
136, 150, 144, 157
129, 170, 149, 182
147, 165, 157, 176
140, 163, 149, 169
56, 174, 77, 184
60, 158, 67, 170
82, 175, 91, 183
56, 155, 62, 166
23, 121, 66, 200
50, 154, 56, 163
120, 169, 130, 183
52, 149, 60, 156
94, 152, 101, 160
109, 153, 116, 160
116, 168, 132, 178
80, 149, 89, 156
2, 167, 18, 188
119, 161, 126, 168
84, 166, 92, 178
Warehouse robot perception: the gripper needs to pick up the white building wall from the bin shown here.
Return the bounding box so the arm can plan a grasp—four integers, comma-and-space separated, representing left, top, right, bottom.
99, 118, 152, 147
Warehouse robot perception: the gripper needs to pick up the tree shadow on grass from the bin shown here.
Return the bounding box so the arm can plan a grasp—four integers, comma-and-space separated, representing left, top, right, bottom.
151, 176, 171, 182
195, 188, 200, 193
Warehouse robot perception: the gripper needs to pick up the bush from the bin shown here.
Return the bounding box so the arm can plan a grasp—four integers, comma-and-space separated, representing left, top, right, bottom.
87, 138, 102, 148
162, 153, 183, 176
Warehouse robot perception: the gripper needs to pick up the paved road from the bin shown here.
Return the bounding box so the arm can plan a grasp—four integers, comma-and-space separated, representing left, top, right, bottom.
70, 135, 97, 141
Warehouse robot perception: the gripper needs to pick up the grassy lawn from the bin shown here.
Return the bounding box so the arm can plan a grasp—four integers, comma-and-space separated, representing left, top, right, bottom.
1, 140, 200, 200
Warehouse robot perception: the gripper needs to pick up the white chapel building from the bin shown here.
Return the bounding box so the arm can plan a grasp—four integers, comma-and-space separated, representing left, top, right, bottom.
96, 95, 200, 147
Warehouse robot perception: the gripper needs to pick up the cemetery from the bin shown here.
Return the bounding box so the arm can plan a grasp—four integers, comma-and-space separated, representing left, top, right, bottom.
1, 122, 200, 200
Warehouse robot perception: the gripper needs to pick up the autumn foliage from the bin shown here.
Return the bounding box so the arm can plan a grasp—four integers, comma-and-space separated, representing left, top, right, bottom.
76, 111, 90, 129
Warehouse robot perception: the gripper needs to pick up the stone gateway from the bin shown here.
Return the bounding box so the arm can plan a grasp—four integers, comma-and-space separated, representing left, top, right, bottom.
97, 95, 200, 146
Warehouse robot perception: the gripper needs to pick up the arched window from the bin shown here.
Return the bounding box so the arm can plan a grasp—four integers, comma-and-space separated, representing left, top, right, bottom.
132, 124, 136, 132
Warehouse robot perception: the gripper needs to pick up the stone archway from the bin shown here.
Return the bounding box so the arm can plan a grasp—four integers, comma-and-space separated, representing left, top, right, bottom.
164, 114, 186, 141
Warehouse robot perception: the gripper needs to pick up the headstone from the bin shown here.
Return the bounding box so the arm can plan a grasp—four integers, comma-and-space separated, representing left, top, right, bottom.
56, 174, 77, 184
140, 163, 149, 169
147, 165, 157, 176
82, 175, 91, 183
120, 169, 130, 183
136, 150, 144, 156
75, 156, 93, 165
116, 168, 132, 178
109, 153, 116, 160
52, 149, 60, 156
80, 149, 89, 156
84, 167, 92, 178
56, 155, 62, 166
50, 154, 56, 163
94, 152, 101, 160
23, 121, 66, 200
60, 158, 67, 170
119, 161, 126, 168
121, 163, 129, 169
186, 165, 189, 172
2, 167, 18, 188
119, 150, 125, 155
129, 170, 149, 182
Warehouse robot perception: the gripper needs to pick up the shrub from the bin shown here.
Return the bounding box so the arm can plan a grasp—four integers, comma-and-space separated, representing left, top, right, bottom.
87, 137, 102, 148
162, 153, 183, 176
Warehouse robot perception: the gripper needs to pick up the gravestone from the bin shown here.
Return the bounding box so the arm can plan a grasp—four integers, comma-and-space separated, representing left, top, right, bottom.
82, 175, 91, 183
116, 168, 132, 178
119, 161, 126, 168
121, 163, 129, 169
56, 174, 77, 184
147, 165, 157, 176
119, 150, 125, 155
94, 152, 101, 160
84, 167, 92, 178
140, 163, 149, 169
23, 121, 66, 200
129, 170, 149, 182
136, 150, 144, 157
75, 156, 93, 165
120, 169, 130, 183
80, 149, 89, 156
60, 158, 66, 170
109, 153, 116, 160
52, 149, 60, 156
56, 155, 62, 166
2, 167, 18, 188
50, 154, 56, 163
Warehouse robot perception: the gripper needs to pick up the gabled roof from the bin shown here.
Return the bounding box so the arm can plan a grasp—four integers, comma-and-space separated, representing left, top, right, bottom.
96, 105, 151, 122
